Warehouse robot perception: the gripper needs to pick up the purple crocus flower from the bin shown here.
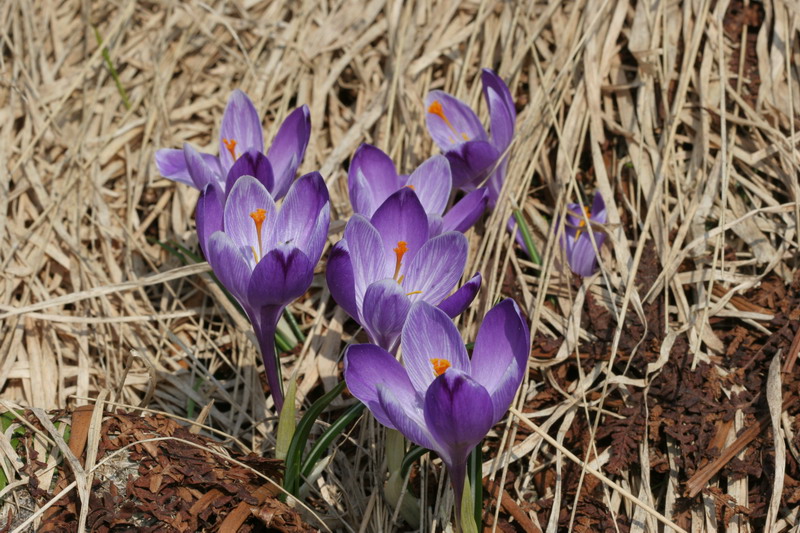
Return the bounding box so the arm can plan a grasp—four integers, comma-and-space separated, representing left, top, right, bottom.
155, 89, 311, 201
561, 194, 607, 277
326, 187, 480, 352
348, 143, 488, 235
204, 173, 330, 410
425, 69, 515, 206
344, 300, 530, 524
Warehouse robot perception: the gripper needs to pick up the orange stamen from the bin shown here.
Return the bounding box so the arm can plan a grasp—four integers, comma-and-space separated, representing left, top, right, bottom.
430, 358, 451, 377
393, 241, 408, 281
406, 290, 422, 296
405, 184, 416, 190
428, 100, 469, 142
223, 138, 238, 160
574, 206, 592, 238
250, 208, 267, 260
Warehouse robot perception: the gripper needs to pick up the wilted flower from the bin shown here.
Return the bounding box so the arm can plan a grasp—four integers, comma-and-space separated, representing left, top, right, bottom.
561, 194, 607, 277
425, 69, 515, 205
326, 187, 480, 352
344, 300, 530, 525
155, 89, 310, 201
348, 143, 488, 235
205, 173, 330, 410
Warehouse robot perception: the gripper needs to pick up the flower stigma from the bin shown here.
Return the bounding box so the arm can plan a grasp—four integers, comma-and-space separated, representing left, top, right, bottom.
428, 100, 470, 143
405, 184, 416, 190
393, 241, 408, 281
249, 208, 267, 262
430, 358, 451, 377
223, 138, 238, 160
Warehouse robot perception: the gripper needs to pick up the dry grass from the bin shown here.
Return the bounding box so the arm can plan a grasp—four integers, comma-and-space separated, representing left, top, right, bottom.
2, 0, 800, 531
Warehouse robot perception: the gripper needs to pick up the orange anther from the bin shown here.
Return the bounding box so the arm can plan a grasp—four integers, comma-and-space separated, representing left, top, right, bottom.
405, 184, 416, 190
223, 138, 238, 160
430, 358, 451, 377
428, 100, 467, 141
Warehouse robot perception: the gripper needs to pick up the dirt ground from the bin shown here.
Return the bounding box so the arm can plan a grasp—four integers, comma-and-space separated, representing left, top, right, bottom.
2, 0, 800, 531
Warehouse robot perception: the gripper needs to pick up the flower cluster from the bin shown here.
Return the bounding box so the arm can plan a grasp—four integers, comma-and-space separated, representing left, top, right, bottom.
155, 69, 609, 528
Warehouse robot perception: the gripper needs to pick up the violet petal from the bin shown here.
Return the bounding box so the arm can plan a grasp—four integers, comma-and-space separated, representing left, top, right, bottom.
344, 343, 418, 429
224, 149, 275, 195
370, 188, 429, 271
275, 172, 330, 263
206, 232, 253, 307
268, 105, 311, 200
219, 89, 264, 172
325, 240, 359, 321
401, 302, 470, 396
246, 245, 314, 308
424, 91, 488, 150
360, 279, 412, 351
405, 155, 452, 217
223, 176, 277, 267
441, 188, 489, 233
470, 299, 530, 421
348, 144, 401, 217
155, 148, 195, 187
401, 231, 468, 306
423, 370, 494, 466
377, 384, 437, 451
437, 272, 481, 319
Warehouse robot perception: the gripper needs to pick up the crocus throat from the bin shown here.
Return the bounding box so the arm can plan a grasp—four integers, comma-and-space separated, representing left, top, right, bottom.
223, 138, 238, 160
249, 208, 267, 261
430, 358, 451, 377
393, 241, 408, 281
428, 100, 470, 142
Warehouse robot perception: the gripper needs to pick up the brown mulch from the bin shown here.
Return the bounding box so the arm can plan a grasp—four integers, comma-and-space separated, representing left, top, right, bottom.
5, 410, 314, 533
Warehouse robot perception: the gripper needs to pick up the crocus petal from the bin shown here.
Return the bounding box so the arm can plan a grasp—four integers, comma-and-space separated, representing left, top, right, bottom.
401, 302, 470, 396
344, 215, 394, 311
344, 343, 418, 429
360, 279, 412, 351
401, 232, 468, 306
378, 384, 437, 451
486, 158, 508, 207
427, 215, 444, 237
445, 141, 500, 191
223, 176, 277, 264
224, 149, 275, 194
591, 193, 607, 223
370, 188, 429, 271
183, 143, 219, 190
325, 240, 359, 321
275, 172, 330, 262
404, 155, 452, 217
424, 370, 494, 465
481, 69, 516, 151
470, 299, 530, 421
569, 231, 606, 277
268, 105, 311, 200
437, 272, 481, 319
441, 188, 489, 233
348, 144, 401, 217
196, 183, 224, 253
206, 232, 253, 306
247, 246, 314, 308
155, 148, 195, 187
219, 89, 264, 171
425, 91, 488, 150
